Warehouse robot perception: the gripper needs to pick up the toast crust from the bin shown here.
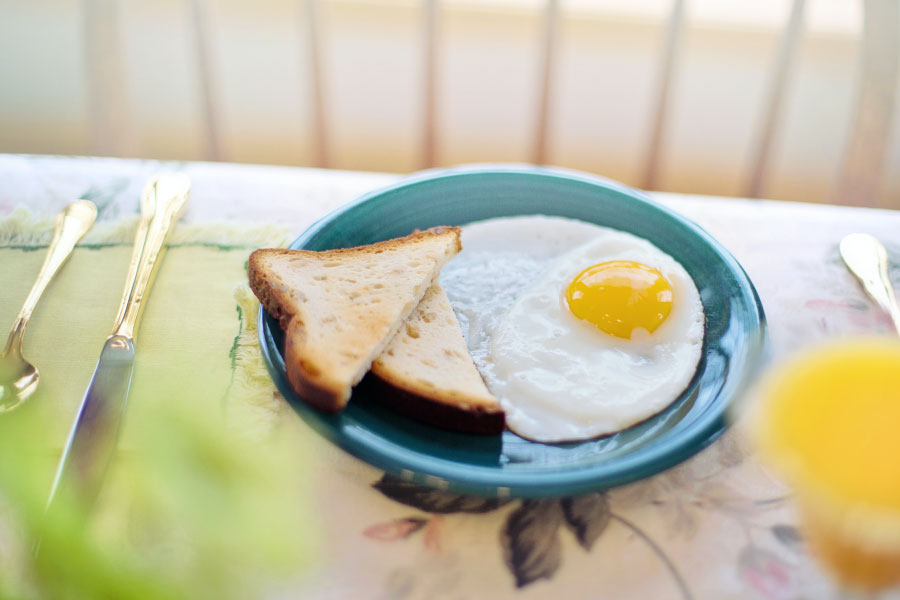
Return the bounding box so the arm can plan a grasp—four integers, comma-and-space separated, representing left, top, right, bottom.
359, 373, 506, 434
248, 226, 462, 412
370, 283, 503, 431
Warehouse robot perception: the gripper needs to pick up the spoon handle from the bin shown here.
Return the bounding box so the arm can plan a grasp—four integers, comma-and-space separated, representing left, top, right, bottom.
110, 174, 189, 341
2, 200, 97, 355
839, 233, 900, 338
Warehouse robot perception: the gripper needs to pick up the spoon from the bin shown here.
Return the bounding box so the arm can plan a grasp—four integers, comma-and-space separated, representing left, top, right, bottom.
839, 232, 900, 337
0, 200, 97, 412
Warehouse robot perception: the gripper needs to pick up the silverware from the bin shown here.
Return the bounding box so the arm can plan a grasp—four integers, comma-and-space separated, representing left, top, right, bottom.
839, 232, 900, 337
46, 174, 189, 510
0, 200, 97, 413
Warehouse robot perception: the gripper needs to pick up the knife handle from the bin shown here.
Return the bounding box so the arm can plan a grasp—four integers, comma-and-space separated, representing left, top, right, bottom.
111, 174, 190, 340
840, 233, 900, 337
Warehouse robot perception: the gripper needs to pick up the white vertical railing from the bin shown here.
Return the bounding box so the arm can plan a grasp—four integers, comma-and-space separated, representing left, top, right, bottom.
834, 0, 899, 207
188, 0, 223, 162
83, 0, 132, 157
642, 0, 686, 191
743, 0, 806, 199
303, 0, 330, 168
533, 0, 560, 166
81, 0, 898, 207
421, 0, 438, 169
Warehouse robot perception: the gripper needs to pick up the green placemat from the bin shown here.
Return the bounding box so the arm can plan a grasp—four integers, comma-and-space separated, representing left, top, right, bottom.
0, 209, 317, 600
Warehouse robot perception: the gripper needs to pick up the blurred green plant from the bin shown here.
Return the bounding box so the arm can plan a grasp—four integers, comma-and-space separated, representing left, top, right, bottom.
0, 398, 317, 600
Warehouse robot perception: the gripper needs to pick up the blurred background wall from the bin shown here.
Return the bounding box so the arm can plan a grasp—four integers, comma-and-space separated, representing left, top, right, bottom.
1, 0, 898, 207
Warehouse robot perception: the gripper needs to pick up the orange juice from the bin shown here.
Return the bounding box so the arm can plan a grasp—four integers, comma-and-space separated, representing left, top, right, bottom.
751, 339, 900, 591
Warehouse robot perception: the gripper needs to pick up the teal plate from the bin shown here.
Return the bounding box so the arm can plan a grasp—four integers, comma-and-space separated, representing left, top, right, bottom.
258, 165, 766, 498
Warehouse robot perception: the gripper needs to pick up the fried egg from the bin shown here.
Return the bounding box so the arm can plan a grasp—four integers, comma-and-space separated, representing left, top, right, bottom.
441, 215, 704, 443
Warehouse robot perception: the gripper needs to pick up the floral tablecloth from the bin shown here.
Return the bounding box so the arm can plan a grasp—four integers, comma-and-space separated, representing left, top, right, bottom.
2, 154, 899, 599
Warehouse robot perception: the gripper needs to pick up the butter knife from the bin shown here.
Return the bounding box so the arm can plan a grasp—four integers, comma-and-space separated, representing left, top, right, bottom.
839, 233, 900, 337
46, 174, 190, 510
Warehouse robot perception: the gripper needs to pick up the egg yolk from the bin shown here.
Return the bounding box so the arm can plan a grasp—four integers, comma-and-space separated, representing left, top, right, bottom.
565, 260, 673, 339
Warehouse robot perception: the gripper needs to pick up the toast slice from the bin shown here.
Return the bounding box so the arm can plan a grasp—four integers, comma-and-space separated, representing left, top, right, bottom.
248, 227, 461, 412
369, 283, 505, 434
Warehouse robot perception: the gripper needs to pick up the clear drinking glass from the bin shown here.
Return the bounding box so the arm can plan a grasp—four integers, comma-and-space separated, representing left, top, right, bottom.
749, 338, 900, 595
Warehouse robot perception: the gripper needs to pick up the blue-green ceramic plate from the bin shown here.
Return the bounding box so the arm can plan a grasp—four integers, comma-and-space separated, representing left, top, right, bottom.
258, 165, 766, 498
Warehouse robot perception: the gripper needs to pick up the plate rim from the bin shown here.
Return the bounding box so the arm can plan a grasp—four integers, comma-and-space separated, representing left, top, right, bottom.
257, 164, 767, 497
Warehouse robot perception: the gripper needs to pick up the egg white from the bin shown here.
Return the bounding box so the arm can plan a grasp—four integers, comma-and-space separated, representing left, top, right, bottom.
441, 215, 704, 443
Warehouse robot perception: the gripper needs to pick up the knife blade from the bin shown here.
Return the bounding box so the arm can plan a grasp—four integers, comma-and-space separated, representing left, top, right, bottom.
46, 173, 190, 511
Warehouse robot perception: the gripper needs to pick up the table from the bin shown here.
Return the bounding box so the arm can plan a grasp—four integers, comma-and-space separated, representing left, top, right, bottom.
2, 154, 899, 599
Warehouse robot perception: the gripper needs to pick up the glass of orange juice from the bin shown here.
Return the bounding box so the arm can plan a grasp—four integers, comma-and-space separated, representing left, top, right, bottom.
749, 338, 900, 593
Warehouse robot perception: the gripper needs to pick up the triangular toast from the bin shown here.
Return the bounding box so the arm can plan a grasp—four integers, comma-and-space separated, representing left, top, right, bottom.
370, 283, 504, 433
248, 227, 461, 412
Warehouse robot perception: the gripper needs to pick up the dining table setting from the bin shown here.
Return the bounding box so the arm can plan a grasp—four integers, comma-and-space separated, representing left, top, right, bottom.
1, 152, 899, 600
